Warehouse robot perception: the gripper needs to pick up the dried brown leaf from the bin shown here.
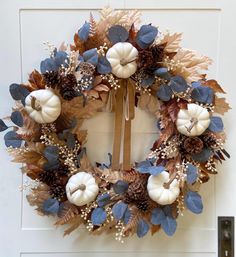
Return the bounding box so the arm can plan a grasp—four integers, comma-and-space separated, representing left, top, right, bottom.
61, 97, 105, 120
160, 33, 182, 53
70, 33, 85, 53
55, 201, 80, 226
63, 216, 83, 236
203, 79, 226, 94
214, 96, 231, 115
26, 184, 50, 215
138, 94, 160, 117
23, 70, 46, 91
8, 143, 46, 167
151, 224, 161, 235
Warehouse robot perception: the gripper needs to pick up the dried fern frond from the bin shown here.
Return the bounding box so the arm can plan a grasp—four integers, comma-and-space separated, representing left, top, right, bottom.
63, 216, 84, 236
89, 12, 97, 36
26, 183, 50, 215
97, 7, 141, 42
159, 32, 182, 53
7, 143, 46, 167
55, 201, 80, 226
61, 97, 105, 121
138, 93, 160, 118
165, 48, 212, 83
123, 206, 142, 236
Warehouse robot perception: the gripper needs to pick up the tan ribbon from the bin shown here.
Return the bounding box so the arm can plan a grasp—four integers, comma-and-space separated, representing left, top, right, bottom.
111, 79, 135, 171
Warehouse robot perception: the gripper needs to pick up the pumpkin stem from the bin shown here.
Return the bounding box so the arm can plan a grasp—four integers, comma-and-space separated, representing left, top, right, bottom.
30, 96, 42, 111
69, 184, 86, 195
163, 173, 177, 189
120, 58, 137, 66
186, 118, 198, 133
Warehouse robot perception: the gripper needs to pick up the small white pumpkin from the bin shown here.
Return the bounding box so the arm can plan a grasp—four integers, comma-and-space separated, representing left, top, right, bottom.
25, 89, 61, 124
147, 171, 180, 205
66, 172, 99, 206
106, 42, 138, 78
176, 103, 210, 137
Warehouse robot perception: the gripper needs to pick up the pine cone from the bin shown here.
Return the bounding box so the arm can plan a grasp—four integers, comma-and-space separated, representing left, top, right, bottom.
43, 71, 60, 88
60, 73, 77, 89
56, 165, 69, 176
136, 198, 149, 212
183, 137, 204, 154
151, 44, 165, 64
138, 50, 154, 68
38, 170, 58, 186
124, 181, 147, 202
50, 183, 66, 201
60, 88, 77, 101
202, 132, 219, 149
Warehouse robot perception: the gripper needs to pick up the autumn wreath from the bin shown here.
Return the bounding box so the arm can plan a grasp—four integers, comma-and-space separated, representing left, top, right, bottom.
0, 8, 230, 241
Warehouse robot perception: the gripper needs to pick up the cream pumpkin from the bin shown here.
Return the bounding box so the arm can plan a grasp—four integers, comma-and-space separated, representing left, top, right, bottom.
106, 42, 138, 78
66, 172, 99, 207
25, 89, 61, 124
176, 103, 210, 137
147, 171, 180, 205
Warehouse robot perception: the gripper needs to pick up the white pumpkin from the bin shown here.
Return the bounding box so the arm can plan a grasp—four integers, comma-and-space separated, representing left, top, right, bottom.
176, 103, 210, 137
66, 172, 99, 206
106, 42, 138, 78
147, 171, 180, 205
25, 89, 61, 124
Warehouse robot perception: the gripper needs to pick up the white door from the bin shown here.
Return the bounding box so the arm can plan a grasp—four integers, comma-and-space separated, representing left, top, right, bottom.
0, 0, 235, 256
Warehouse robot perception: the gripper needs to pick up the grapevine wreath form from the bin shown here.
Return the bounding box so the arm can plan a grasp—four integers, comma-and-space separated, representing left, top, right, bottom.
0, 8, 231, 241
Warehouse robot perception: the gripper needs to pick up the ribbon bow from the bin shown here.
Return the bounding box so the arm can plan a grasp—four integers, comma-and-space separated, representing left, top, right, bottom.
111, 79, 135, 171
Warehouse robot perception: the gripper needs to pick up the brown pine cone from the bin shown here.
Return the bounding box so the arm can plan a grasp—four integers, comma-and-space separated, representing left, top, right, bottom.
183, 137, 204, 154
136, 197, 150, 212
124, 179, 148, 203
39, 170, 58, 186
150, 44, 165, 63
43, 71, 60, 88
60, 74, 77, 89
50, 183, 66, 201
59, 87, 77, 100
202, 132, 219, 149
138, 50, 154, 68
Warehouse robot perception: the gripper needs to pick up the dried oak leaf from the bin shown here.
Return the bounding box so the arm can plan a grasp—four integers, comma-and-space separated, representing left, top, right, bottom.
151, 224, 161, 235
160, 32, 182, 53
203, 79, 226, 94
55, 201, 80, 226
26, 184, 50, 215
21, 164, 43, 180
16, 111, 41, 141
61, 97, 105, 120
138, 94, 160, 117
70, 33, 85, 53
8, 143, 46, 167
22, 70, 46, 91
78, 154, 92, 171
214, 96, 231, 115
63, 216, 84, 236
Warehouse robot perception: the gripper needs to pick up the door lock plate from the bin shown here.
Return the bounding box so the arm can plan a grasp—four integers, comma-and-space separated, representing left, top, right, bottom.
218, 216, 234, 257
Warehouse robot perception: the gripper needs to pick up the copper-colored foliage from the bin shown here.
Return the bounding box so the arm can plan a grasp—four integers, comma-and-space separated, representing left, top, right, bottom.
70, 33, 85, 53
151, 224, 161, 235
138, 93, 160, 117
8, 143, 46, 167
55, 201, 80, 226
17, 115, 41, 141
203, 79, 226, 94
63, 216, 84, 236
23, 70, 46, 91
21, 164, 43, 180
214, 96, 231, 115
26, 184, 50, 215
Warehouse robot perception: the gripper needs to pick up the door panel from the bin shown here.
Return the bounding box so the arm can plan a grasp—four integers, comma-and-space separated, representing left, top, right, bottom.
0, 0, 235, 256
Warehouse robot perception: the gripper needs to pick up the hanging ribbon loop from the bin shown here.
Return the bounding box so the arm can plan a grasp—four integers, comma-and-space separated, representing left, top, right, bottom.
111, 79, 135, 171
